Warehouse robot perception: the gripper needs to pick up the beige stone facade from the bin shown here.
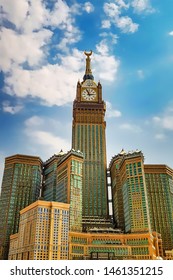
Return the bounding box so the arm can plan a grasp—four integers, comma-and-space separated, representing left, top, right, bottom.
69, 230, 163, 260
165, 249, 173, 260
8, 200, 70, 260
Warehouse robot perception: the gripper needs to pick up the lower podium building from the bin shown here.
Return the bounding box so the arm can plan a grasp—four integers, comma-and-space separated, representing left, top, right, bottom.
69, 230, 163, 260
165, 249, 173, 260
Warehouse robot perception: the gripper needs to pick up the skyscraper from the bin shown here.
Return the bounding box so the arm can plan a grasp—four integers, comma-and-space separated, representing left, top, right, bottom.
110, 150, 151, 233
109, 150, 125, 230
0, 154, 42, 259
43, 151, 65, 201
56, 150, 83, 232
72, 51, 108, 219
144, 164, 173, 252
43, 149, 83, 232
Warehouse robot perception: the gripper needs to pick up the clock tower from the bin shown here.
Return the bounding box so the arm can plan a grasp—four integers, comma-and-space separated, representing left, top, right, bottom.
72, 51, 108, 221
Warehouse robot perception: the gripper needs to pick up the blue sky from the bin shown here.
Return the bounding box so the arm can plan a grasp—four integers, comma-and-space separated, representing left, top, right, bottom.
1, 0, 173, 186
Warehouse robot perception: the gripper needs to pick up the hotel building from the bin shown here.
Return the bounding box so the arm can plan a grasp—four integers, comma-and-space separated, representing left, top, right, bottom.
0, 154, 42, 259
43, 149, 83, 232
56, 149, 83, 232
8, 200, 70, 260
42, 152, 64, 201
144, 164, 173, 252
109, 150, 151, 233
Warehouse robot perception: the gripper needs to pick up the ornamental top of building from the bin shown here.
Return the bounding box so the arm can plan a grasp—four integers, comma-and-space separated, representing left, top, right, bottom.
112, 149, 142, 159
44, 149, 83, 166
57, 149, 83, 166
83, 50, 94, 81
109, 149, 143, 169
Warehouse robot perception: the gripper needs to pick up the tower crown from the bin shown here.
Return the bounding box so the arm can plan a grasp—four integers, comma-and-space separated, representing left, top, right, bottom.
83, 50, 94, 81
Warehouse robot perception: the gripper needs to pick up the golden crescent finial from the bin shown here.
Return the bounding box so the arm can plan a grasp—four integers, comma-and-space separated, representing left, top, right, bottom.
83, 50, 94, 80
84, 50, 92, 57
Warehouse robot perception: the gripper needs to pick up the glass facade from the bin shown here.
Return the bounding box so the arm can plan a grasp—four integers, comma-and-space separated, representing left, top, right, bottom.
56, 164, 68, 203
43, 163, 57, 201
0, 155, 42, 259
145, 165, 173, 252
70, 160, 83, 232
43, 154, 63, 201
72, 97, 108, 218
110, 151, 151, 233
56, 151, 83, 232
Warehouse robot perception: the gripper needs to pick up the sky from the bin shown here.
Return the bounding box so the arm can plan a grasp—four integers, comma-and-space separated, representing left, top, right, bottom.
0, 0, 173, 187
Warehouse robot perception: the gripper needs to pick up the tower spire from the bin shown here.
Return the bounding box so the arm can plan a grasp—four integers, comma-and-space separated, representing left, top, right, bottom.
83, 50, 94, 81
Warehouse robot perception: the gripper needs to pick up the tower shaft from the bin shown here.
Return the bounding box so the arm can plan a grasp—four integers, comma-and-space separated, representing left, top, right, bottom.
72, 52, 108, 219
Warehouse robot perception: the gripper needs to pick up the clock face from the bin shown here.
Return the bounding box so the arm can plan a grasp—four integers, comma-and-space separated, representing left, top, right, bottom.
82, 88, 97, 101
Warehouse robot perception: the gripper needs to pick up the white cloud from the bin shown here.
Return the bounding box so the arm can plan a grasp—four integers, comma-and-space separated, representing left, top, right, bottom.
2, 101, 23, 114
153, 116, 161, 123
0, 27, 52, 72
120, 123, 142, 133
131, 0, 155, 14
116, 16, 139, 33
0, 1, 102, 107
137, 69, 145, 79
0, 0, 81, 73
106, 101, 122, 118
104, 3, 121, 18
2, 46, 120, 106
161, 116, 173, 130
115, 0, 129, 9
83, 2, 94, 13
153, 104, 173, 131
102, 0, 155, 34
94, 53, 120, 82
155, 134, 166, 140
26, 130, 70, 153
168, 31, 173, 36
68, 1, 94, 15
101, 20, 111, 29
47, 0, 72, 29
0, 0, 72, 32
56, 26, 81, 52
96, 40, 109, 56
0, 0, 153, 109
0, 153, 5, 191
0, 0, 32, 30
4, 59, 82, 106
24, 116, 71, 157
100, 32, 119, 44
103, 2, 138, 34
96, 35, 119, 57
25, 116, 44, 128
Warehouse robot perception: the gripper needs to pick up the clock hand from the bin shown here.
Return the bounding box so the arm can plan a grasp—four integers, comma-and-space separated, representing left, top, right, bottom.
86, 89, 95, 96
